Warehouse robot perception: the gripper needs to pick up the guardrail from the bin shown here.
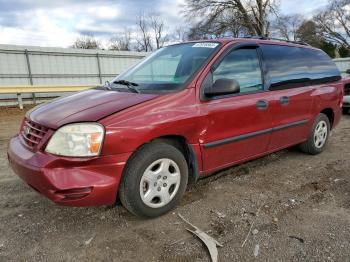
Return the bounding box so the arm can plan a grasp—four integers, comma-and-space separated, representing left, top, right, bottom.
0, 44, 148, 106
0, 85, 94, 109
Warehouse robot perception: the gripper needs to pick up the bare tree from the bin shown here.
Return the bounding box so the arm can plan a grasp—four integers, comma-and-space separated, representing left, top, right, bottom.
183, 0, 278, 37
109, 30, 132, 51
174, 26, 188, 42
314, 0, 350, 48
150, 14, 166, 49
72, 35, 101, 49
273, 14, 304, 41
136, 14, 153, 52
187, 8, 248, 40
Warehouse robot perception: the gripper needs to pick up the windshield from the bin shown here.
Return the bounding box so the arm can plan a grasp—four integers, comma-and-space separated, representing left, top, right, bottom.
112, 42, 221, 92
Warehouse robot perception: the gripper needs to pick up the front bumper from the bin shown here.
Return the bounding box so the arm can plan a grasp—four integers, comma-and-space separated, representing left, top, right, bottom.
343, 95, 350, 108
7, 135, 131, 206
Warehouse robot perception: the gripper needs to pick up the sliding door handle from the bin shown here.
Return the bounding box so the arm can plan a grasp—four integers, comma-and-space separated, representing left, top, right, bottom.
256, 100, 269, 110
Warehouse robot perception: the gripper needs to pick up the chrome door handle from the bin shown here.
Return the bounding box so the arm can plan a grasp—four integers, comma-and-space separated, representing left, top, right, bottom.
256, 100, 269, 110
280, 96, 289, 105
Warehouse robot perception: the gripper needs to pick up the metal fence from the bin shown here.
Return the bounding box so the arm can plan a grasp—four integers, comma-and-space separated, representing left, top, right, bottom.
0, 44, 147, 104
1, 43, 350, 105
333, 57, 350, 75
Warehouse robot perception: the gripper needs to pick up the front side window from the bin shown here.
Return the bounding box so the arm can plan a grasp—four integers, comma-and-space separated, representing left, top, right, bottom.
212, 48, 263, 94
113, 42, 221, 93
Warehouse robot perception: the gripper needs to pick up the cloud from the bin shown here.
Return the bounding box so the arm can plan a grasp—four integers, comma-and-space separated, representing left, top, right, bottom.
0, 0, 332, 48
280, 0, 329, 16
0, 0, 186, 47
0, 6, 78, 46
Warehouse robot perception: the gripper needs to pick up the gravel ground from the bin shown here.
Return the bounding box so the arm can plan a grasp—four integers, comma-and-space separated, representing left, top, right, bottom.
0, 106, 349, 262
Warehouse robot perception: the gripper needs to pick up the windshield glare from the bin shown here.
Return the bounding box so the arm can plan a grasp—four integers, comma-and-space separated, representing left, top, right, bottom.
113, 42, 221, 92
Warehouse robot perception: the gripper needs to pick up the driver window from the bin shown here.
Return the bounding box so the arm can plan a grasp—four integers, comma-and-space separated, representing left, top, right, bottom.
213, 48, 263, 93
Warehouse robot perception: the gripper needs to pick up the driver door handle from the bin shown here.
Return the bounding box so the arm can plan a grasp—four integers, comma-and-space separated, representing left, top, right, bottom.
280, 96, 289, 105
256, 100, 269, 110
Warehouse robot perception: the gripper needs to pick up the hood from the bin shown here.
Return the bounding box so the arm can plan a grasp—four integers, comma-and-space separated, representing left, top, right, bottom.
28, 88, 158, 129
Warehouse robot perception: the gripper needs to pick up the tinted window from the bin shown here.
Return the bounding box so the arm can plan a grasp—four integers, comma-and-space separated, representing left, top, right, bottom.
305, 49, 341, 83
213, 48, 263, 93
261, 44, 340, 90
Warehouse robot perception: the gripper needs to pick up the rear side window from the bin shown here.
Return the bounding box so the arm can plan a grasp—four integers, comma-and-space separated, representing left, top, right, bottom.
261, 44, 341, 90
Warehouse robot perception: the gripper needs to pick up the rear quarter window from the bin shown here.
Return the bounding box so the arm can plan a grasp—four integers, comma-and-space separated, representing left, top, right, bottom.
261, 44, 341, 90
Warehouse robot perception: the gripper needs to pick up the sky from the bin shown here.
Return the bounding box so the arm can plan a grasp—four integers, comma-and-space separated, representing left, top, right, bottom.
0, 0, 330, 48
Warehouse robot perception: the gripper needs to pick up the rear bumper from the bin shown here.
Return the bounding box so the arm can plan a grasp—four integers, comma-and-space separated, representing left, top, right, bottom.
343, 95, 350, 107
7, 135, 131, 206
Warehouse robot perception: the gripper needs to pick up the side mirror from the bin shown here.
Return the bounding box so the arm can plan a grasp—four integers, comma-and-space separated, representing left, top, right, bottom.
204, 78, 240, 97
346, 69, 350, 75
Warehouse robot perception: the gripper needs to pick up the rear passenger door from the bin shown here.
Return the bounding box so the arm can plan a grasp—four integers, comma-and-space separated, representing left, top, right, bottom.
199, 44, 273, 172
260, 44, 334, 150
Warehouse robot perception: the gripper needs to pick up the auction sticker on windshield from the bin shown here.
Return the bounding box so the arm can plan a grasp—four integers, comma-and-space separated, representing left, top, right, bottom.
192, 42, 219, 48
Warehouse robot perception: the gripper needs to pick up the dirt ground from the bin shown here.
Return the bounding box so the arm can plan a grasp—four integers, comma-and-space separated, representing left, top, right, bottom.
0, 106, 349, 262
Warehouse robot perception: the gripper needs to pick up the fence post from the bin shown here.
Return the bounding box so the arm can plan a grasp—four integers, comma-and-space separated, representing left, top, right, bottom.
96, 53, 102, 84
24, 49, 36, 104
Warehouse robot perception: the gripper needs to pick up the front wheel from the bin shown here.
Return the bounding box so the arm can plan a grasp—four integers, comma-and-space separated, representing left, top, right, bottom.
119, 142, 188, 218
299, 113, 330, 155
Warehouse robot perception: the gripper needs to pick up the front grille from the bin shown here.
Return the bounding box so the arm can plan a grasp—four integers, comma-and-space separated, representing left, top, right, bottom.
345, 84, 350, 96
20, 119, 49, 150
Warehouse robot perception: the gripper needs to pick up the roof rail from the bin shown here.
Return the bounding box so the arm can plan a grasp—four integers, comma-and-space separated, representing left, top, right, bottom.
242, 36, 310, 46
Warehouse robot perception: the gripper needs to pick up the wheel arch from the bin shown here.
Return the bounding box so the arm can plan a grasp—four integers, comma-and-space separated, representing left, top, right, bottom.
148, 135, 201, 184
320, 108, 334, 129
123, 135, 201, 185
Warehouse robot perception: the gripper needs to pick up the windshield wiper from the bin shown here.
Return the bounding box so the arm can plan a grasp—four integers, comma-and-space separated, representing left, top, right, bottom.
104, 81, 112, 90
113, 80, 140, 93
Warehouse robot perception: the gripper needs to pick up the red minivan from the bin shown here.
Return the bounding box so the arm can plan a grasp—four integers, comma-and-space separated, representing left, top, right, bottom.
8, 38, 344, 217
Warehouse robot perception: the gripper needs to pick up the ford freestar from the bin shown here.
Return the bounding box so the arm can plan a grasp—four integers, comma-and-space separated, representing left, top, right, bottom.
8, 38, 345, 217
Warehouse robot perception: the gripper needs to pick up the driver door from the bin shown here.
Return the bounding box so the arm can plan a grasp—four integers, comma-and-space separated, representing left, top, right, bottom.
199, 45, 274, 172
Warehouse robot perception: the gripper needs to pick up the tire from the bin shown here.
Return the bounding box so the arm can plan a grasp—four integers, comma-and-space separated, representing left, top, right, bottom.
299, 113, 330, 155
119, 142, 188, 218
343, 107, 349, 114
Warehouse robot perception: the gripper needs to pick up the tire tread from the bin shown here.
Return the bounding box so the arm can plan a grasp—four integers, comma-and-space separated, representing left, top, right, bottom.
119, 142, 188, 217
299, 113, 330, 155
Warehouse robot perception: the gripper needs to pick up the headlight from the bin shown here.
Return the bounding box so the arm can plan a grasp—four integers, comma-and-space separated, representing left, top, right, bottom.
45, 123, 104, 157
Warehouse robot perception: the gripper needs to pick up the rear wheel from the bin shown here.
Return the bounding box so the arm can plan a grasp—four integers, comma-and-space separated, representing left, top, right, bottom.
299, 113, 330, 155
119, 142, 188, 218
343, 107, 349, 114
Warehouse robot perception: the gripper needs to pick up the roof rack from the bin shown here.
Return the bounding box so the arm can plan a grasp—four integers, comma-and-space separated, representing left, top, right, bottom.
242, 36, 310, 46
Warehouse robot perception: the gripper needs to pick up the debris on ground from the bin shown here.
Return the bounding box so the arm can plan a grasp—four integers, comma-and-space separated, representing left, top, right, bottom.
216, 212, 226, 219
241, 202, 265, 248
252, 229, 259, 235
289, 235, 305, 244
289, 199, 296, 205
84, 236, 94, 245
210, 210, 226, 219
178, 213, 223, 262
254, 244, 260, 257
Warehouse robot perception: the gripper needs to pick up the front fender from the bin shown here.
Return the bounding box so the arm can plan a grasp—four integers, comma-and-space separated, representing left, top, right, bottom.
99, 88, 206, 155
